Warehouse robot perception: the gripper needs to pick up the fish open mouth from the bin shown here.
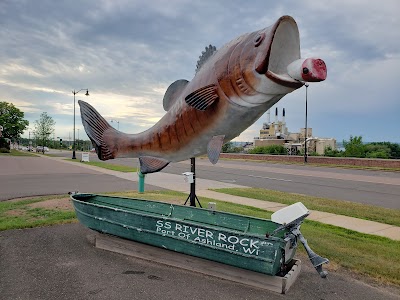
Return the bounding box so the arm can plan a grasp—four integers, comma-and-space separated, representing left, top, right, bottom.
257, 16, 304, 89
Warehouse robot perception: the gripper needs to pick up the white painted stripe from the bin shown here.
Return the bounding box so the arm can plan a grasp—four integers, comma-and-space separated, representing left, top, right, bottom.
248, 174, 292, 182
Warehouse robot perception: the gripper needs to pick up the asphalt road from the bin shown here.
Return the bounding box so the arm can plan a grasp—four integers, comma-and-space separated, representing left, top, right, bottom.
163, 159, 400, 209
1, 223, 399, 300
54, 151, 400, 209
0, 155, 163, 201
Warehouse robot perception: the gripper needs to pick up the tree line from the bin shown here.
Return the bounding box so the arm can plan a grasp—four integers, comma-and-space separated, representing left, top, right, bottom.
222, 136, 400, 159
0, 101, 92, 152
324, 136, 400, 159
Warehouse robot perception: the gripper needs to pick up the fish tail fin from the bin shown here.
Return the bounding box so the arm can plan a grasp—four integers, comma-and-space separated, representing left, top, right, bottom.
79, 100, 116, 160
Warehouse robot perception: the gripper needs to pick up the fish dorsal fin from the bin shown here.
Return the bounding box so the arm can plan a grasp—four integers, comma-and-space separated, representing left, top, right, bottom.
196, 44, 217, 73
185, 84, 219, 111
163, 79, 189, 111
207, 135, 225, 164
139, 156, 170, 174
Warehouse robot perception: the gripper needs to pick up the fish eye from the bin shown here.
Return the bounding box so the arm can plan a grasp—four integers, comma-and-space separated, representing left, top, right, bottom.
303, 67, 309, 74
254, 33, 265, 47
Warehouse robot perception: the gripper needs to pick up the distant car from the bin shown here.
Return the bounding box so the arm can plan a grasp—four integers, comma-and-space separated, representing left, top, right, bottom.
35, 146, 49, 152
90, 148, 96, 152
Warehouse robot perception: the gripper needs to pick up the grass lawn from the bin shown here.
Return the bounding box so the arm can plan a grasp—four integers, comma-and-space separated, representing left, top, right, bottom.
66, 159, 137, 172
1, 190, 399, 286
0, 195, 77, 231
219, 157, 400, 172
0, 149, 38, 156
213, 188, 400, 227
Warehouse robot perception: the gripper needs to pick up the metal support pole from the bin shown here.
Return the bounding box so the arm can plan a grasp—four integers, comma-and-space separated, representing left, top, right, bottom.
72, 89, 89, 159
190, 157, 196, 207
304, 83, 309, 163
72, 92, 76, 159
184, 157, 202, 208
138, 171, 145, 193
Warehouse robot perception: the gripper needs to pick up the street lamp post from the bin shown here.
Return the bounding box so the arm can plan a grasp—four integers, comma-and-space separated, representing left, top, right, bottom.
28, 128, 36, 152
304, 83, 309, 163
72, 89, 89, 159
28, 131, 32, 151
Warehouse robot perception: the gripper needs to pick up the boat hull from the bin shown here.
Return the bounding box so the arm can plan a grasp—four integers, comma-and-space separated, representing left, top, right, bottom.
71, 193, 296, 276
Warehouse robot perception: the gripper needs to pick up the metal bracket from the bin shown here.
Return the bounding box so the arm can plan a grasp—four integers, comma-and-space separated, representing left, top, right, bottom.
291, 227, 329, 278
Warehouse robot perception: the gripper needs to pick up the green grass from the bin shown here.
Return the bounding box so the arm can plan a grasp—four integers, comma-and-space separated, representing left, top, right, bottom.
2, 191, 399, 286
213, 188, 400, 227
219, 157, 400, 172
300, 220, 400, 285
0, 149, 38, 156
66, 159, 137, 172
0, 195, 77, 231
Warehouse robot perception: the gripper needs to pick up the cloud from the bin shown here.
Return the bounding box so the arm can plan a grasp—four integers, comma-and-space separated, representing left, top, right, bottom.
0, 0, 399, 144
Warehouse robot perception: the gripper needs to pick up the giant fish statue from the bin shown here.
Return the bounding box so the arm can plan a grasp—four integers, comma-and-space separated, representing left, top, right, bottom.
80, 15, 327, 174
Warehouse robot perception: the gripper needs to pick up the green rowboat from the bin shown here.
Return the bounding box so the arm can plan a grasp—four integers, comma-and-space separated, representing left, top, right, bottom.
70, 193, 322, 276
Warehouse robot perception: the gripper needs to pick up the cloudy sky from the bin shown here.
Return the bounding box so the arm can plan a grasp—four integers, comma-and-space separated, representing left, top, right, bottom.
1, 0, 399, 143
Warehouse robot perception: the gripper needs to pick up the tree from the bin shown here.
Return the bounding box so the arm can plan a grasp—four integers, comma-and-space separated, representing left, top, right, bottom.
343, 135, 365, 158
34, 112, 55, 153
366, 142, 400, 159
221, 142, 244, 153
0, 102, 29, 140
222, 142, 233, 153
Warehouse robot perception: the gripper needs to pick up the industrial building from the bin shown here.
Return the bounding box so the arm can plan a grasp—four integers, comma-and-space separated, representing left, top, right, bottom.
253, 107, 336, 155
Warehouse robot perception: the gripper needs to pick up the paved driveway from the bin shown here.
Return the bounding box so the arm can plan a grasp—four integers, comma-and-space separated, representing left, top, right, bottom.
0, 156, 161, 201
1, 223, 399, 300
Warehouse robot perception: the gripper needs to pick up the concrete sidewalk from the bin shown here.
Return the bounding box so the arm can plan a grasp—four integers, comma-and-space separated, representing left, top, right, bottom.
49, 155, 400, 241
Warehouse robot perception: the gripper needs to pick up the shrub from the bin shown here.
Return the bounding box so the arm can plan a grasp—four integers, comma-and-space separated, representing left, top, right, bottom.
366, 151, 390, 159
324, 145, 342, 157
222, 142, 244, 153
0, 137, 10, 151
364, 144, 390, 159
249, 145, 287, 155
367, 142, 400, 159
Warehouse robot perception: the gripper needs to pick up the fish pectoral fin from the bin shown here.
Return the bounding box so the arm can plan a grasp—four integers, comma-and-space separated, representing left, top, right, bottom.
163, 79, 189, 111
207, 135, 225, 164
185, 84, 219, 111
139, 156, 170, 174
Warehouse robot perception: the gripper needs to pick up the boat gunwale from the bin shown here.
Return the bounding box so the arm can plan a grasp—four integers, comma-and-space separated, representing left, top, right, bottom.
70, 193, 287, 240
71, 193, 283, 224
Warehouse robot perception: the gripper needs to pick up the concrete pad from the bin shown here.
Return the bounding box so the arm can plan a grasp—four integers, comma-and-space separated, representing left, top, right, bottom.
197, 190, 286, 211
373, 226, 400, 240
94, 232, 302, 294
318, 215, 394, 234
144, 172, 247, 192
308, 210, 338, 221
